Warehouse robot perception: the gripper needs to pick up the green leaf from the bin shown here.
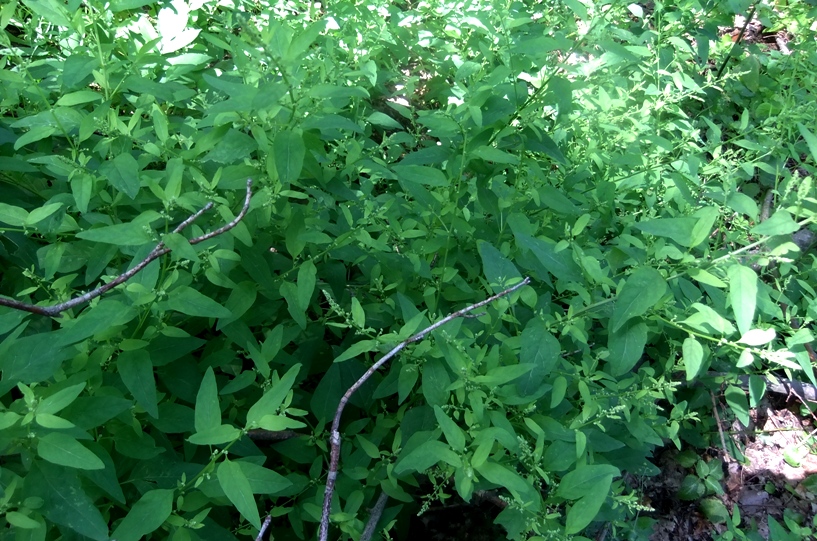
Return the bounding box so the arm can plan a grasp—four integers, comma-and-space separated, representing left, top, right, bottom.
738, 328, 775, 346
393, 164, 449, 187
15, 126, 56, 150
38, 382, 85, 415
471, 146, 520, 165
634, 217, 698, 247
334, 339, 378, 363
256, 414, 305, 431
110, 489, 173, 541
245, 364, 301, 428
398, 364, 419, 404
165, 286, 232, 318
565, 488, 609, 534
187, 424, 241, 445
100, 153, 140, 199
798, 123, 817, 165
71, 173, 93, 214
162, 232, 199, 261
118, 349, 159, 418
751, 210, 799, 236
475, 461, 532, 499
689, 206, 719, 248
478, 240, 522, 291
727, 264, 757, 335
297, 260, 317, 311
737, 348, 754, 368
517, 319, 561, 394
273, 130, 305, 183
683, 336, 704, 381
556, 464, 619, 499
195, 367, 221, 433
433, 406, 466, 452
218, 459, 261, 530
0, 202, 29, 226
699, 497, 729, 524
204, 129, 258, 164
25, 462, 108, 540
608, 319, 647, 376
38, 433, 104, 470
748, 375, 766, 407
515, 233, 583, 283
237, 461, 293, 495
610, 267, 667, 332
368, 111, 403, 129
76, 222, 153, 245
724, 385, 750, 427
394, 440, 462, 474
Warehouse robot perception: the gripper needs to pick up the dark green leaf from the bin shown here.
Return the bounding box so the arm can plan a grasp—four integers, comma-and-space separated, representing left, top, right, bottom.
76, 223, 153, 245
565, 489, 609, 534
118, 349, 159, 418
110, 489, 173, 541
683, 336, 704, 381
634, 217, 698, 247
393, 165, 449, 187
218, 459, 261, 529
610, 267, 667, 332
204, 129, 258, 164
724, 385, 749, 427
517, 319, 560, 394
37, 382, 85, 415
245, 364, 301, 428
607, 319, 647, 376
165, 286, 232, 318
273, 130, 305, 183
433, 406, 465, 452
478, 240, 522, 290
556, 464, 619, 499
727, 264, 757, 335
195, 367, 221, 433
38, 433, 104, 470
100, 153, 140, 199
394, 440, 462, 474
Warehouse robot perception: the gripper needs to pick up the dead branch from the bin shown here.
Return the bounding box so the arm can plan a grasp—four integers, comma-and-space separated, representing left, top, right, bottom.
0, 179, 253, 317
360, 491, 389, 541
318, 277, 532, 541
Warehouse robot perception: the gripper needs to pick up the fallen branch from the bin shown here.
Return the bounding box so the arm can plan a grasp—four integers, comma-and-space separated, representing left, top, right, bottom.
359, 491, 389, 541
0, 179, 253, 317
318, 277, 531, 541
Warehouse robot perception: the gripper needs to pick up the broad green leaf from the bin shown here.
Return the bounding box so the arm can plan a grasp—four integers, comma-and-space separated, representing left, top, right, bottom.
297, 260, 317, 311
471, 146, 520, 165
433, 406, 465, 452
748, 375, 766, 407
751, 210, 799, 236
14, 126, 56, 150
100, 153, 140, 199
556, 464, 619, 499
245, 364, 301, 428
22, 0, 72, 26
565, 488, 609, 534
273, 130, 305, 183
256, 414, 305, 431
351, 297, 365, 328
76, 222, 153, 245
394, 440, 462, 474
218, 459, 261, 529
280, 281, 306, 330
55, 300, 138, 347
165, 286, 232, 318
393, 164, 449, 187
473, 364, 534, 386
798, 123, 817, 164
724, 385, 750, 427
738, 328, 775, 346
551, 376, 567, 408
539, 186, 582, 216
610, 267, 667, 332
608, 319, 647, 376
737, 348, 754, 368
475, 461, 532, 499
35, 413, 75, 429
478, 240, 522, 291
634, 217, 698, 247
187, 424, 241, 445
515, 233, 583, 283
118, 350, 159, 418
38, 433, 104, 470
110, 489, 173, 541
689, 206, 719, 248
38, 382, 85, 415
204, 129, 258, 164
517, 319, 561, 394
368, 111, 403, 129
683, 336, 704, 381
25, 462, 108, 540
162, 232, 198, 261
195, 367, 221, 433
56, 91, 103, 106
237, 461, 293, 495
397, 364, 418, 404
0, 202, 29, 226
727, 264, 757, 335
700, 497, 729, 524
421, 357, 450, 407
682, 303, 736, 336
334, 339, 378, 363
71, 173, 93, 214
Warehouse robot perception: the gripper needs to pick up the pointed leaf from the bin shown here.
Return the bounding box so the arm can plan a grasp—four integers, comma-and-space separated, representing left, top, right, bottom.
273, 130, 305, 184
751, 210, 799, 236
38, 382, 86, 415
100, 153, 140, 199
738, 328, 775, 346
297, 260, 317, 311
727, 264, 757, 335
434, 406, 466, 452
478, 240, 522, 291
165, 286, 232, 318
556, 464, 619, 499
565, 488, 609, 534
38, 433, 104, 470
608, 319, 647, 376
118, 349, 158, 418
187, 424, 241, 445
683, 336, 704, 381
634, 217, 698, 247
195, 367, 221, 433
245, 364, 301, 428
394, 440, 462, 474
110, 489, 173, 541
610, 267, 667, 332
218, 459, 261, 529
517, 319, 561, 394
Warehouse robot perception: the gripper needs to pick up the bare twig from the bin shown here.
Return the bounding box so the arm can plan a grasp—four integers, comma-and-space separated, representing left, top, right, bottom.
360, 491, 389, 541
246, 429, 299, 444
255, 515, 272, 541
318, 277, 531, 541
0, 179, 253, 317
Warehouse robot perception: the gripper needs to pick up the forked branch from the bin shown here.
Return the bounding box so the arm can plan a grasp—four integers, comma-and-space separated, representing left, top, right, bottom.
318, 277, 531, 541
0, 179, 253, 317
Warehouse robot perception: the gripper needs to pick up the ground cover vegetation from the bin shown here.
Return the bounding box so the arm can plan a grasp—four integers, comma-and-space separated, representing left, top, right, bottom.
1, 0, 817, 539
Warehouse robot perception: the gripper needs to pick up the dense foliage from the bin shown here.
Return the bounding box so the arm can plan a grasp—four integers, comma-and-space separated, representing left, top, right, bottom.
1, 0, 817, 540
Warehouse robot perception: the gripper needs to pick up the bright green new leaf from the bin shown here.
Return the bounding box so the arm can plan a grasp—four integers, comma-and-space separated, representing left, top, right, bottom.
738, 328, 775, 346
38, 433, 104, 470
750, 210, 799, 236
256, 414, 305, 431
394, 440, 462, 474
727, 264, 757, 335
110, 489, 173, 541
478, 240, 522, 291
610, 267, 667, 332
737, 348, 754, 368
218, 459, 261, 530
517, 319, 561, 394
682, 303, 736, 336
118, 350, 159, 418
683, 336, 704, 381
245, 364, 301, 428
608, 319, 647, 376
35, 413, 75, 429
273, 130, 305, 184
433, 406, 466, 452
351, 297, 365, 328
165, 286, 232, 318
195, 367, 221, 433
37, 382, 85, 415
76, 222, 153, 246
187, 424, 241, 445
725, 385, 750, 427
